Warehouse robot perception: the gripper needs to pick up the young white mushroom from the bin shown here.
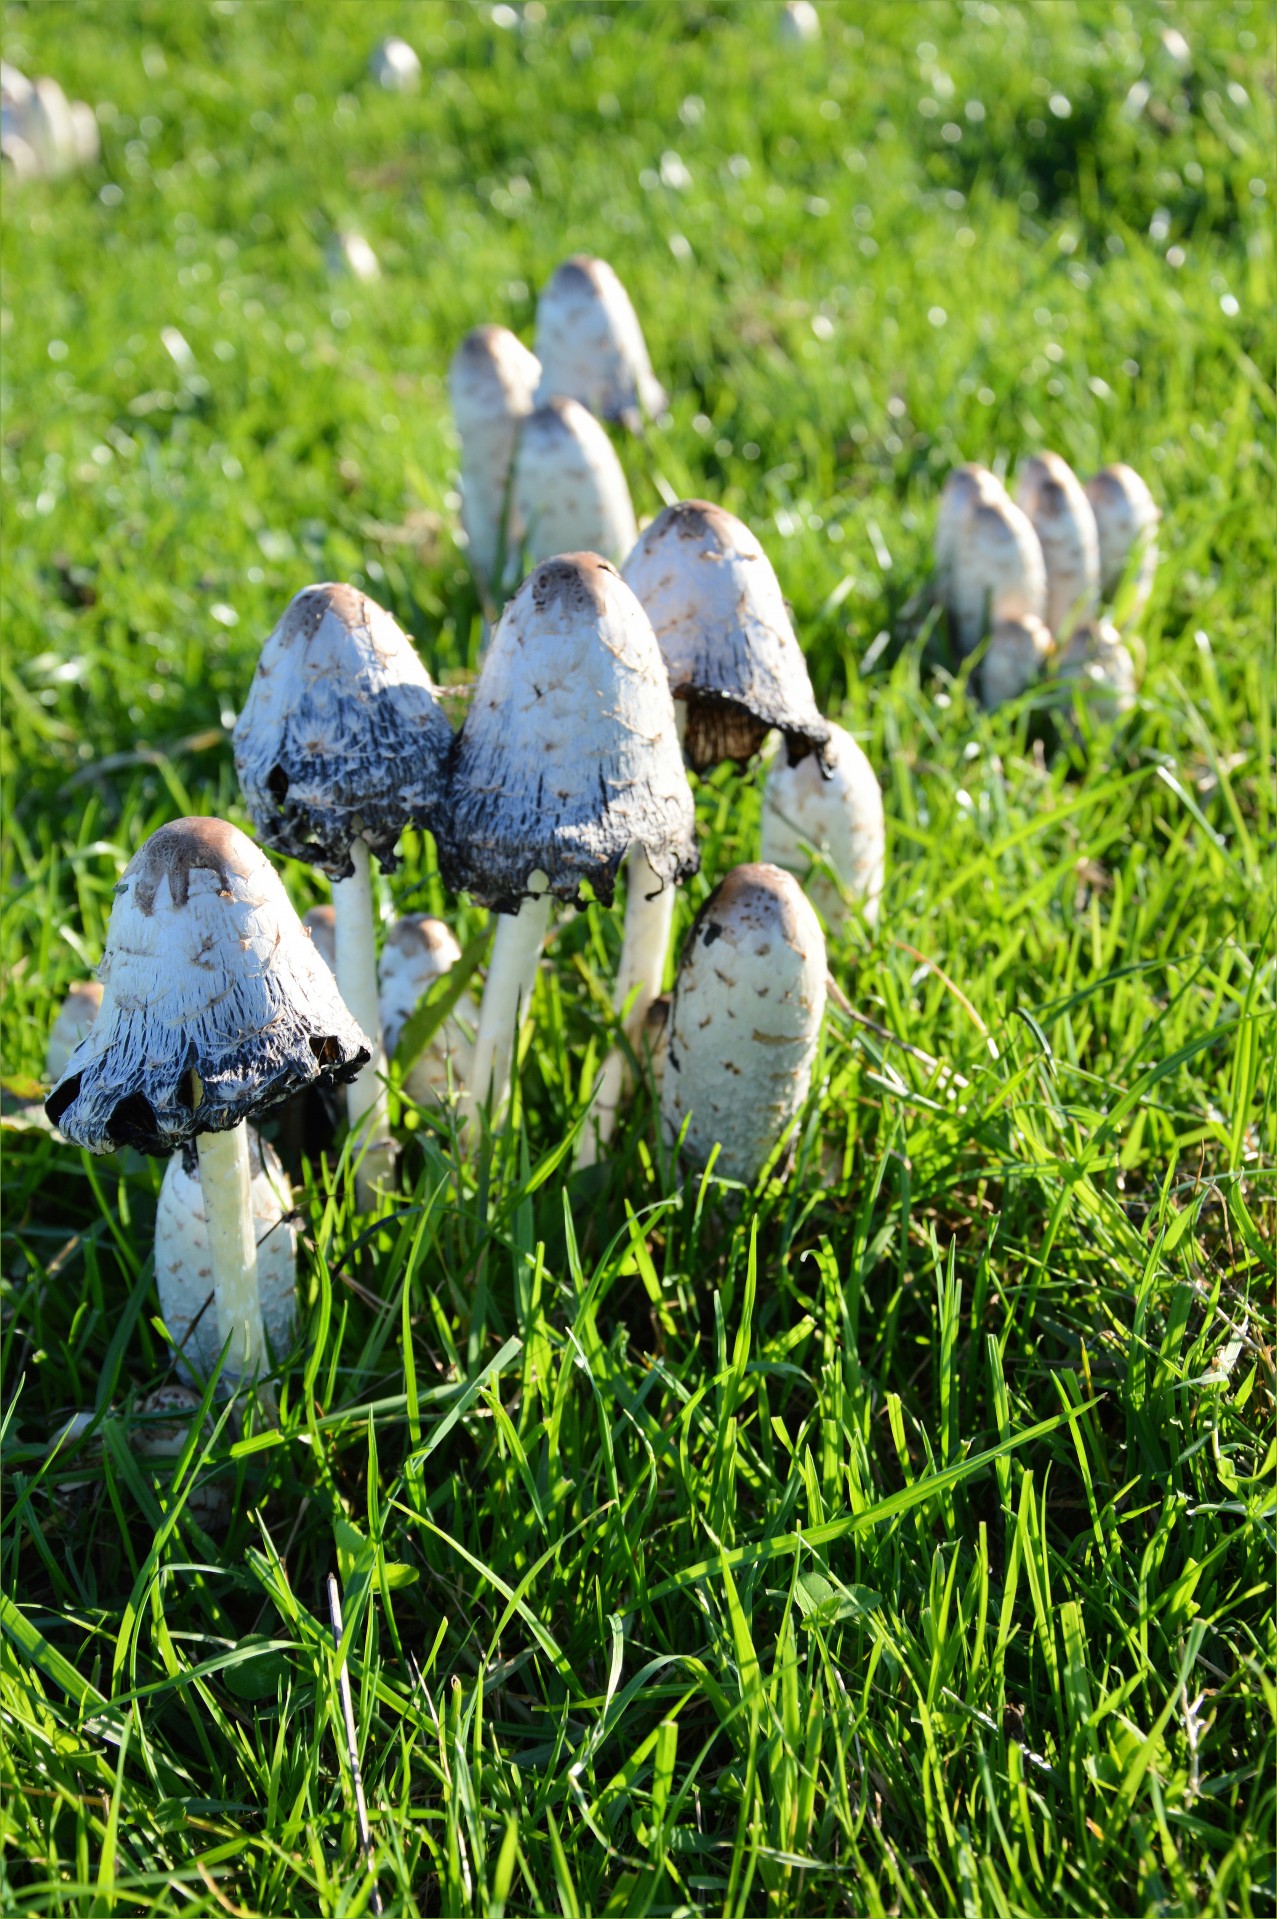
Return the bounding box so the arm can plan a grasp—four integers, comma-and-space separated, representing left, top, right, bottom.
45, 981, 104, 1083
379, 917, 477, 1105
760, 722, 885, 933
327, 230, 380, 284
534, 255, 667, 431
369, 36, 421, 91
132, 1385, 231, 1534
1, 129, 40, 180
1049, 619, 1138, 728
622, 499, 832, 773
156, 1130, 296, 1386
949, 495, 1047, 658
45, 818, 369, 1386
234, 583, 452, 1198
509, 398, 638, 578
935, 464, 1005, 601
1016, 453, 1101, 641
662, 864, 827, 1186
778, 0, 822, 43
1085, 464, 1160, 622
450, 324, 542, 595
21, 76, 77, 177
979, 614, 1053, 711
435, 554, 695, 1142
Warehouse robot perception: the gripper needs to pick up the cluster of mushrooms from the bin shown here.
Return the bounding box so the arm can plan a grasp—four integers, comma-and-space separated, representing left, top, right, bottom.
43, 253, 1152, 1454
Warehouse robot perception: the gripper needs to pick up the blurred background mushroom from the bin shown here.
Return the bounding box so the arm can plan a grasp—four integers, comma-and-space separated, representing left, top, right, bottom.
534, 255, 667, 430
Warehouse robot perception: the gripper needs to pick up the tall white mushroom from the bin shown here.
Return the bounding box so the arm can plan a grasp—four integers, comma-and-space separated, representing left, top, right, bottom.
761, 722, 885, 933
979, 614, 1053, 711
934, 464, 1005, 603
948, 495, 1047, 658
45, 819, 369, 1387
1085, 464, 1160, 623
435, 554, 696, 1144
234, 583, 452, 1200
1016, 453, 1101, 642
510, 398, 638, 578
379, 917, 477, 1105
534, 255, 667, 431
450, 324, 542, 596
662, 864, 827, 1186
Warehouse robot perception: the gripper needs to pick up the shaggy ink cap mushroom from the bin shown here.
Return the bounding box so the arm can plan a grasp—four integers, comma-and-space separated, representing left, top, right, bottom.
1016, 453, 1100, 641
450, 325, 542, 591
761, 722, 885, 932
534, 255, 667, 429
45, 818, 370, 1154
233, 583, 452, 881
949, 495, 1047, 658
1085, 464, 1160, 617
511, 398, 638, 577
437, 553, 698, 913
622, 500, 832, 774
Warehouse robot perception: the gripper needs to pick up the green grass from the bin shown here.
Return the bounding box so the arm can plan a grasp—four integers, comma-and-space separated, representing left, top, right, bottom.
2, 2, 1274, 1913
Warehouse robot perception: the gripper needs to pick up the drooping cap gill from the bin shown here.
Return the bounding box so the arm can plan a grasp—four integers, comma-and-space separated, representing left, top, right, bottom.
534, 255, 666, 430
46, 818, 370, 1155
435, 554, 697, 913
622, 500, 832, 773
234, 583, 452, 879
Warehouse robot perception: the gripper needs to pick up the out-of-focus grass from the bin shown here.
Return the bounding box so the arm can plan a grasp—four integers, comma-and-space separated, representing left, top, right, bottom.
2, 4, 1274, 1915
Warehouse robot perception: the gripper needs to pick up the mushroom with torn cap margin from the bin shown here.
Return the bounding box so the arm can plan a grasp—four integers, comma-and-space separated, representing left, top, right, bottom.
534, 255, 667, 431
45, 818, 369, 1387
234, 582, 452, 1200
434, 553, 696, 1146
450, 324, 542, 599
761, 721, 885, 935
509, 397, 638, 582
661, 863, 827, 1188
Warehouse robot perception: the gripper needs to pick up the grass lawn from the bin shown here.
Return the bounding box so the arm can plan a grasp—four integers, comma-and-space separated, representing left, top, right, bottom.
2, 2, 1274, 1913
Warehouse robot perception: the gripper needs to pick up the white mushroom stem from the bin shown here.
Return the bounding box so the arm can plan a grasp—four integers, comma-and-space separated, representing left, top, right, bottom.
332, 841, 393, 1201
464, 890, 552, 1144
578, 849, 674, 1167
195, 1124, 265, 1379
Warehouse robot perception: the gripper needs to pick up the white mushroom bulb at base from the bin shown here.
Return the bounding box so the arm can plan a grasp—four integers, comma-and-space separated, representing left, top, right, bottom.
234, 583, 452, 1199
435, 553, 696, 1144
760, 722, 885, 934
1049, 619, 1138, 729
979, 614, 1053, 711
45, 818, 369, 1387
948, 495, 1047, 658
45, 980, 104, 1082
1016, 452, 1101, 642
509, 398, 638, 579
623, 499, 832, 774
379, 917, 477, 1105
534, 255, 667, 431
662, 864, 827, 1187
156, 1129, 297, 1389
369, 36, 421, 91
450, 324, 542, 595
1085, 464, 1160, 623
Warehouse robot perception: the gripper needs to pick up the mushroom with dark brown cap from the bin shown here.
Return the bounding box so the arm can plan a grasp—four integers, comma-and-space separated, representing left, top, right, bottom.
449, 324, 542, 596
45, 818, 369, 1385
233, 582, 452, 1197
534, 255, 667, 430
621, 500, 833, 774
435, 552, 696, 1142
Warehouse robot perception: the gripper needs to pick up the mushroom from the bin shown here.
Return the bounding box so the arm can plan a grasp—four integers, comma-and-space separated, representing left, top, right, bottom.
661, 864, 827, 1186
979, 614, 1053, 711
45, 818, 369, 1386
948, 494, 1047, 658
435, 553, 695, 1142
379, 917, 477, 1105
1016, 453, 1101, 641
509, 398, 638, 578
234, 583, 452, 1197
155, 1129, 297, 1387
368, 36, 421, 91
935, 464, 1004, 603
622, 500, 832, 773
760, 722, 885, 933
778, 0, 822, 42
1085, 464, 1160, 623
328, 230, 380, 284
534, 256, 667, 431
302, 902, 338, 974
45, 980, 104, 1082
450, 325, 542, 596
1049, 619, 1138, 728
132, 1385, 231, 1534
22, 76, 77, 177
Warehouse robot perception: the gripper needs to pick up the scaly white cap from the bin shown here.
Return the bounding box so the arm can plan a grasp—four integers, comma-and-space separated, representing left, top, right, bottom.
534, 255, 666, 430
662, 863, 826, 1185
511, 397, 638, 576
623, 499, 832, 772
45, 818, 370, 1154
949, 495, 1047, 657
380, 916, 476, 1103
1016, 452, 1101, 640
1085, 464, 1160, 619
450, 324, 542, 590
761, 722, 884, 932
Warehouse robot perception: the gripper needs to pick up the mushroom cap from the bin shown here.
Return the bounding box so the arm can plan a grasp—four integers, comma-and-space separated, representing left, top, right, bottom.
778, 0, 822, 42
451, 328, 542, 590
534, 255, 666, 428
45, 818, 371, 1155
511, 398, 638, 576
436, 554, 697, 912
301, 903, 337, 974
156, 1128, 296, 1383
1015, 455, 1100, 640
661, 863, 827, 1184
233, 583, 452, 879
45, 980, 104, 1083
979, 614, 1053, 711
1085, 464, 1160, 608
380, 916, 475, 1102
760, 722, 884, 930
935, 464, 1005, 584
369, 36, 421, 90
948, 496, 1047, 656
622, 500, 832, 772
